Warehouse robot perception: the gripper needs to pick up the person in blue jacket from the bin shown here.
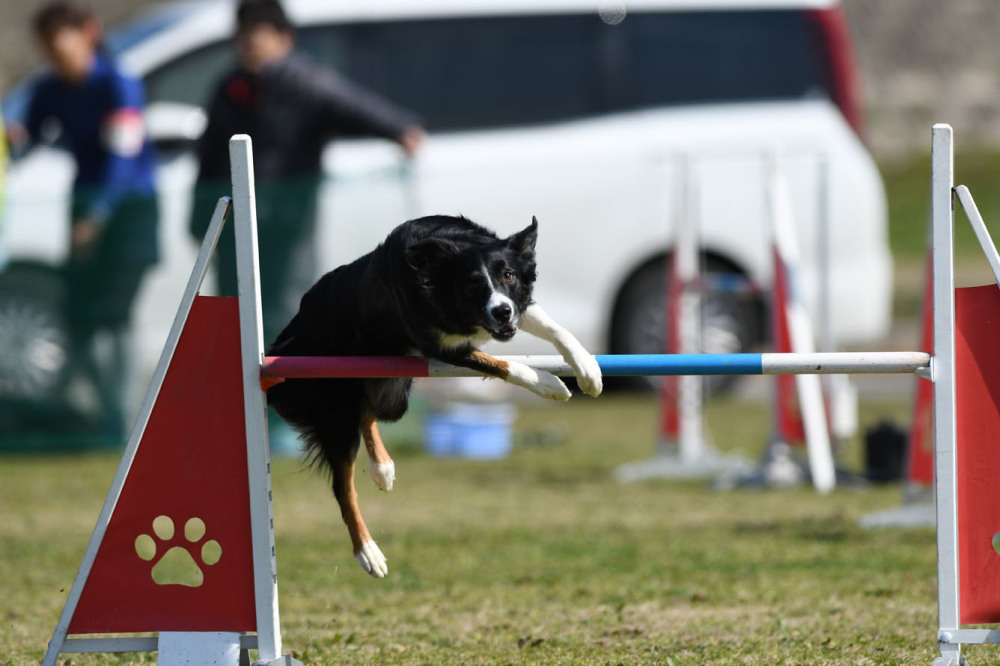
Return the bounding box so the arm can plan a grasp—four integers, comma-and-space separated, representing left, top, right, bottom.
10, 1, 159, 443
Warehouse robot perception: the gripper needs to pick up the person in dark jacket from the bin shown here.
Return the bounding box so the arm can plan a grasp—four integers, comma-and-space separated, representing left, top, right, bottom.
10, 1, 159, 443
192, 0, 425, 346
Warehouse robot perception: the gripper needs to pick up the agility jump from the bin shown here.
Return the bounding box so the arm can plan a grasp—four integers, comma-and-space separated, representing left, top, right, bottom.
43, 126, 998, 665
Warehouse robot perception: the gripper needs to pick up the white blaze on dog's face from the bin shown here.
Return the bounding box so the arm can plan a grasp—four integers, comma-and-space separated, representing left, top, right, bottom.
484, 266, 517, 333
470, 220, 538, 342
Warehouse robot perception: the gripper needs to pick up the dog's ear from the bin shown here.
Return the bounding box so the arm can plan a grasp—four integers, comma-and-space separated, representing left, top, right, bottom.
406, 238, 459, 272
508, 216, 539, 256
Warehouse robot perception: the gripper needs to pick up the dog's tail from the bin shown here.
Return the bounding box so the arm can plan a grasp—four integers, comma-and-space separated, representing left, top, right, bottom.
267, 377, 365, 472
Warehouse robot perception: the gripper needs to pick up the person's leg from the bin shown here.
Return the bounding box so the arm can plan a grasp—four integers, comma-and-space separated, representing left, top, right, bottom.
89, 263, 149, 444
256, 185, 319, 454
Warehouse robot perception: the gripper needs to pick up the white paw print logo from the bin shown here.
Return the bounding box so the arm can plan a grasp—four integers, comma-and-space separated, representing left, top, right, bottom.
134, 515, 222, 587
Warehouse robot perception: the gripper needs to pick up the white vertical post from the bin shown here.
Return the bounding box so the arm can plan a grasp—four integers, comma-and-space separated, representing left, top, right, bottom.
817, 155, 834, 357
229, 135, 282, 662
766, 152, 835, 493
931, 124, 961, 665
677, 155, 704, 462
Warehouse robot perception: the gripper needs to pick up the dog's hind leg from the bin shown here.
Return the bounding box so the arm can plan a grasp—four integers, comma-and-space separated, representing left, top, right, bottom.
519, 303, 603, 397
331, 455, 388, 578
362, 414, 395, 491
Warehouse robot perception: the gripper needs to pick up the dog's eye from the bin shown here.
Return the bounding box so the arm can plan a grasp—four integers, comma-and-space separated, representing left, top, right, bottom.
502, 271, 516, 283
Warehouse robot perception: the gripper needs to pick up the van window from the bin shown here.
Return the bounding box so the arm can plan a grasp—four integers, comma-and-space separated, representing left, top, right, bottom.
357, 17, 600, 131
142, 10, 823, 129
324, 11, 823, 132
620, 12, 820, 108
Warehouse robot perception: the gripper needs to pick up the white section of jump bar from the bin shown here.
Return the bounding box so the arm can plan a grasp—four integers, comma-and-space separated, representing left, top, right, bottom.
760, 352, 930, 375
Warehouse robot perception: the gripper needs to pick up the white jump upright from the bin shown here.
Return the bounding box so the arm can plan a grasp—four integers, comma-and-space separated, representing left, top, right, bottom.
931, 123, 961, 666
928, 124, 1000, 665
231, 136, 286, 664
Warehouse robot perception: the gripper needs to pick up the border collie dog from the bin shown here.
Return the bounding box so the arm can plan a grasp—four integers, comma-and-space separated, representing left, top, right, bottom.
266, 215, 602, 578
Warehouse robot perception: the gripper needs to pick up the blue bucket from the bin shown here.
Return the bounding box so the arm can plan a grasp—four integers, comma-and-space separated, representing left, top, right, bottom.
425, 403, 516, 459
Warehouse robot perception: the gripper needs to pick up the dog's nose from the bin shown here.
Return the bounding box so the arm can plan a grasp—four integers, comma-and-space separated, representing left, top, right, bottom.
491, 303, 513, 324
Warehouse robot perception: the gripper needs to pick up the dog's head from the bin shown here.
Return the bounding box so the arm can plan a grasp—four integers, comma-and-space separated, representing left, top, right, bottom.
406, 217, 538, 343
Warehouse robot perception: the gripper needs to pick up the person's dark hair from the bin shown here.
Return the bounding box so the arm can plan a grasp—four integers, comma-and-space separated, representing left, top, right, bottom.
33, 1, 95, 40
236, 0, 293, 34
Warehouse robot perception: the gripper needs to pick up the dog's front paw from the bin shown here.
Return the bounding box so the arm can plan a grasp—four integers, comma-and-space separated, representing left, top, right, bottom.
573, 354, 603, 397
507, 361, 571, 400
531, 369, 572, 401
371, 461, 395, 491
356, 540, 388, 578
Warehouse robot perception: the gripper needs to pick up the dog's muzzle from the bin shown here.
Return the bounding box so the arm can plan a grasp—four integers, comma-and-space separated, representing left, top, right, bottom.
487, 303, 517, 341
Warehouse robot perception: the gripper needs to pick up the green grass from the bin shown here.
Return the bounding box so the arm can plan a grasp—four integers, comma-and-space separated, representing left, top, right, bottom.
3, 394, 995, 665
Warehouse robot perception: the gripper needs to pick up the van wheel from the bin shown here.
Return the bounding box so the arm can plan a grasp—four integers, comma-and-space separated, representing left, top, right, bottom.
0, 267, 71, 402
610, 257, 760, 394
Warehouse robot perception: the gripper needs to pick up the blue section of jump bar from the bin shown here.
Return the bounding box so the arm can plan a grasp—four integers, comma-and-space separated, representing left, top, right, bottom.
594, 354, 763, 376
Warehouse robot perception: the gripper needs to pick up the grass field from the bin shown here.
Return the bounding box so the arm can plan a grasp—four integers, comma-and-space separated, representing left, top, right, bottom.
5, 392, 998, 665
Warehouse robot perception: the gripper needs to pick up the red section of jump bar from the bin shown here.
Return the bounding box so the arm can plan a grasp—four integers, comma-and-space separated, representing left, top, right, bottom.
263, 355, 431, 379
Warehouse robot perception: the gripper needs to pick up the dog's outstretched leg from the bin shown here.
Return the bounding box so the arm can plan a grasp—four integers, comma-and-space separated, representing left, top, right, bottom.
362, 415, 395, 491
519, 303, 603, 397
331, 456, 388, 578
440, 348, 571, 400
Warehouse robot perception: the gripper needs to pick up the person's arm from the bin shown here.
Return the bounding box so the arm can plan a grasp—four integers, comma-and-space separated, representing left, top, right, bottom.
6, 80, 48, 158
69, 73, 150, 259
307, 64, 425, 153
84, 73, 149, 224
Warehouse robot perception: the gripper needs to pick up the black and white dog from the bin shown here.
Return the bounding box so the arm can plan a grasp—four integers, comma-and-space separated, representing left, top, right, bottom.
266, 215, 602, 578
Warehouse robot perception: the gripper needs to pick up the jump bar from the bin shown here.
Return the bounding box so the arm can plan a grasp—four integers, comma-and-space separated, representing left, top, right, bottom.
262, 352, 930, 379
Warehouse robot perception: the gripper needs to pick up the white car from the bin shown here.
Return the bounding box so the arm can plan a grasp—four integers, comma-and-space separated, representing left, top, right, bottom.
0, 0, 890, 420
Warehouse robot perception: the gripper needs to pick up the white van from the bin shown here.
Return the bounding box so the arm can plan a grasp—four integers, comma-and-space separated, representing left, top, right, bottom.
0, 0, 890, 415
